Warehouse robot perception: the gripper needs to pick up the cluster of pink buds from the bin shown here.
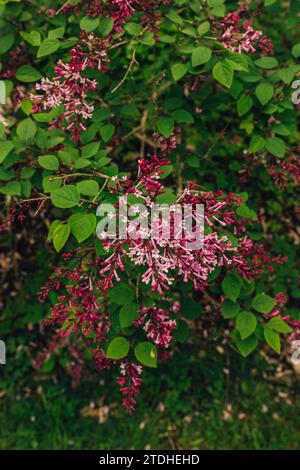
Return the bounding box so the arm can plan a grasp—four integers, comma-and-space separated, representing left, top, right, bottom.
268, 154, 300, 190
31, 33, 109, 141
234, 236, 287, 279
216, 12, 273, 54
97, 144, 292, 296
63, 0, 139, 23
239, 151, 300, 192
117, 360, 143, 414
134, 307, 176, 348
1, 46, 29, 80
61, 0, 169, 33
98, 144, 250, 294
38, 248, 111, 338
0, 204, 29, 233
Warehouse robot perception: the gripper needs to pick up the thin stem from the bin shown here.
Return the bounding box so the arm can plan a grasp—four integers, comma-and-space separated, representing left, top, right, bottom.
56, 1, 70, 15
50, 172, 111, 181
111, 49, 138, 93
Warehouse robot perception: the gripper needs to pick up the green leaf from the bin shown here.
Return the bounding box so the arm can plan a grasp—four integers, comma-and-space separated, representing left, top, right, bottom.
249, 135, 265, 153
0, 180, 21, 196
182, 26, 197, 37
99, 17, 115, 36
210, 3, 226, 17
226, 53, 249, 72
106, 337, 130, 360
197, 21, 210, 36
278, 66, 299, 85
221, 299, 240, 319
212, 60, 234, 88
119, 304, 139, 328
141, 32, 155, 46
48, 220, 61, 241
48, 27, 65, 40
236, 311, 257, 340
20, 180, 31, 198
76, 179, 99, 196
16, 65, 42, 83
255, 57, 278, 69
237, 94, 253, 117
108, 284, 135, 305
264, 327, 281, 353
100, 124, 115, 143
172, 109, 194, 123
265, 137, 286, 159
191, 46, 212, 67
33, 113, 52, 123
82, 141, 100, 158
37, 38, 60, 58
155, 188, 177, 205
41, 357, 55, 373
17, 118, 37, 142
69, 213, 96, 243
80, 16, 99, 33
255, 82, 274, 105
20, 30, 41, 47
0, 32, 15, 54
20, 167, 35, 179
74, 158, 91, 169
21, 99, 33, 115
292, 43, 300, 58
166, 11, 183, 26
0, 141, 14, 164
51, 185, 80, 209
38, 155, 59, 171
124, 22, 142, 36
157, 117, 174, 138
53, 223, 70, 252
222, 273, 242, 302
171, 63, 188, 81
236, 203, 257, 221
266, 317, 292, 334
135, 341, 157, 368
233, 331, 258, 357
43, 176, 62, 193
252, 294, 276, 314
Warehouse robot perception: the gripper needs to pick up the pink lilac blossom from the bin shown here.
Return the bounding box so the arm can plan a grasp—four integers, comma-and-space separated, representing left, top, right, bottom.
134, 307, 176, 348
30, 33, 109, 142
99, 147, 248, 294
117, 360, 143, 414
268, 154, 300, 190
216, 12, 273, 54
62, 0, 170, 33
38, 249, 111, 338
0, 204, 29, 233
35, 140, 292, 413
1, 46, 29, 80
233, 236, 287, 280
32, 1, 170, 140
97, 139, 290, 295
239, 151, 300, 191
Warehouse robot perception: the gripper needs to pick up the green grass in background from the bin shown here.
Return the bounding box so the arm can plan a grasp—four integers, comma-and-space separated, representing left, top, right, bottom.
1, 345, 299, 450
